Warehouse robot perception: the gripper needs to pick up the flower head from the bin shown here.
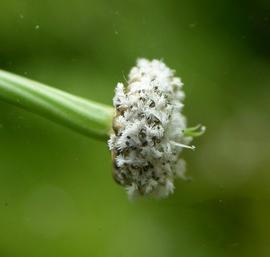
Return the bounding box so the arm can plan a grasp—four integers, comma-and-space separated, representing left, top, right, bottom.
108, 59, 202, 198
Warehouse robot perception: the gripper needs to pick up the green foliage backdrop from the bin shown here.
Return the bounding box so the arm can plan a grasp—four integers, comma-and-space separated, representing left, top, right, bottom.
0, 0, 270, 256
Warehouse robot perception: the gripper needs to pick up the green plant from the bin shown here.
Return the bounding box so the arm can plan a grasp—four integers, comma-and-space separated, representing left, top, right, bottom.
0, 59, 204, 197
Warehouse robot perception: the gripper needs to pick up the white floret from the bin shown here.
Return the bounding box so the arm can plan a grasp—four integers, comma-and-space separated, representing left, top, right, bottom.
109, 58, 194, 198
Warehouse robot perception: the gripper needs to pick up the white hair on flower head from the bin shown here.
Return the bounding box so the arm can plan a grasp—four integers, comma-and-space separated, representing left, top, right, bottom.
108, 58, 197, 198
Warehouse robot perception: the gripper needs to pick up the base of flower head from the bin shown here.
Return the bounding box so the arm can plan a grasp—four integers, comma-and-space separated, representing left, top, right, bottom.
126, 179, 175, 199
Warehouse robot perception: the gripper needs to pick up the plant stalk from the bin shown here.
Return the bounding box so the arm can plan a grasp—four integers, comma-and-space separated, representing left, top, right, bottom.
0, 69, 114, 140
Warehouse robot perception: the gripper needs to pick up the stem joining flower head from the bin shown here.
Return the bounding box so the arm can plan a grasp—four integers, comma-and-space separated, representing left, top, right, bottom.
0, 59, 204, 199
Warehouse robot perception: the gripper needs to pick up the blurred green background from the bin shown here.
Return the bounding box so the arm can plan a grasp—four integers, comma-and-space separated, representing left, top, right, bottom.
0, 0, 270, 256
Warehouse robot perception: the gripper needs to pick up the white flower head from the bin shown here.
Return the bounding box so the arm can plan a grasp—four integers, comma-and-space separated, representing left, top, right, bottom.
108, 58, 202, 198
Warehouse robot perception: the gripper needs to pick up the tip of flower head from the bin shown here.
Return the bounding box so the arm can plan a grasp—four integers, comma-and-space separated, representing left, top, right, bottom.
183, 124, 206, 137
108, 58, 202, 199
201, 126, 206, 133
170, 141, 196, 150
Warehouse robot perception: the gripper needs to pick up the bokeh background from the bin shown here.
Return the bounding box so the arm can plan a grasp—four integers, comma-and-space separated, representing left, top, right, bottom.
0, 0, 270, 256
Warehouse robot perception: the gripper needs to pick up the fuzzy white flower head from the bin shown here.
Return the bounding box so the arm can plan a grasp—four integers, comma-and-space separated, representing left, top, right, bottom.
108, 59, 203, 198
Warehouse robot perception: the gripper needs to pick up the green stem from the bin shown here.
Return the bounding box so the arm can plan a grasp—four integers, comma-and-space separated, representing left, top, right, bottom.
0, 69, 114, 140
